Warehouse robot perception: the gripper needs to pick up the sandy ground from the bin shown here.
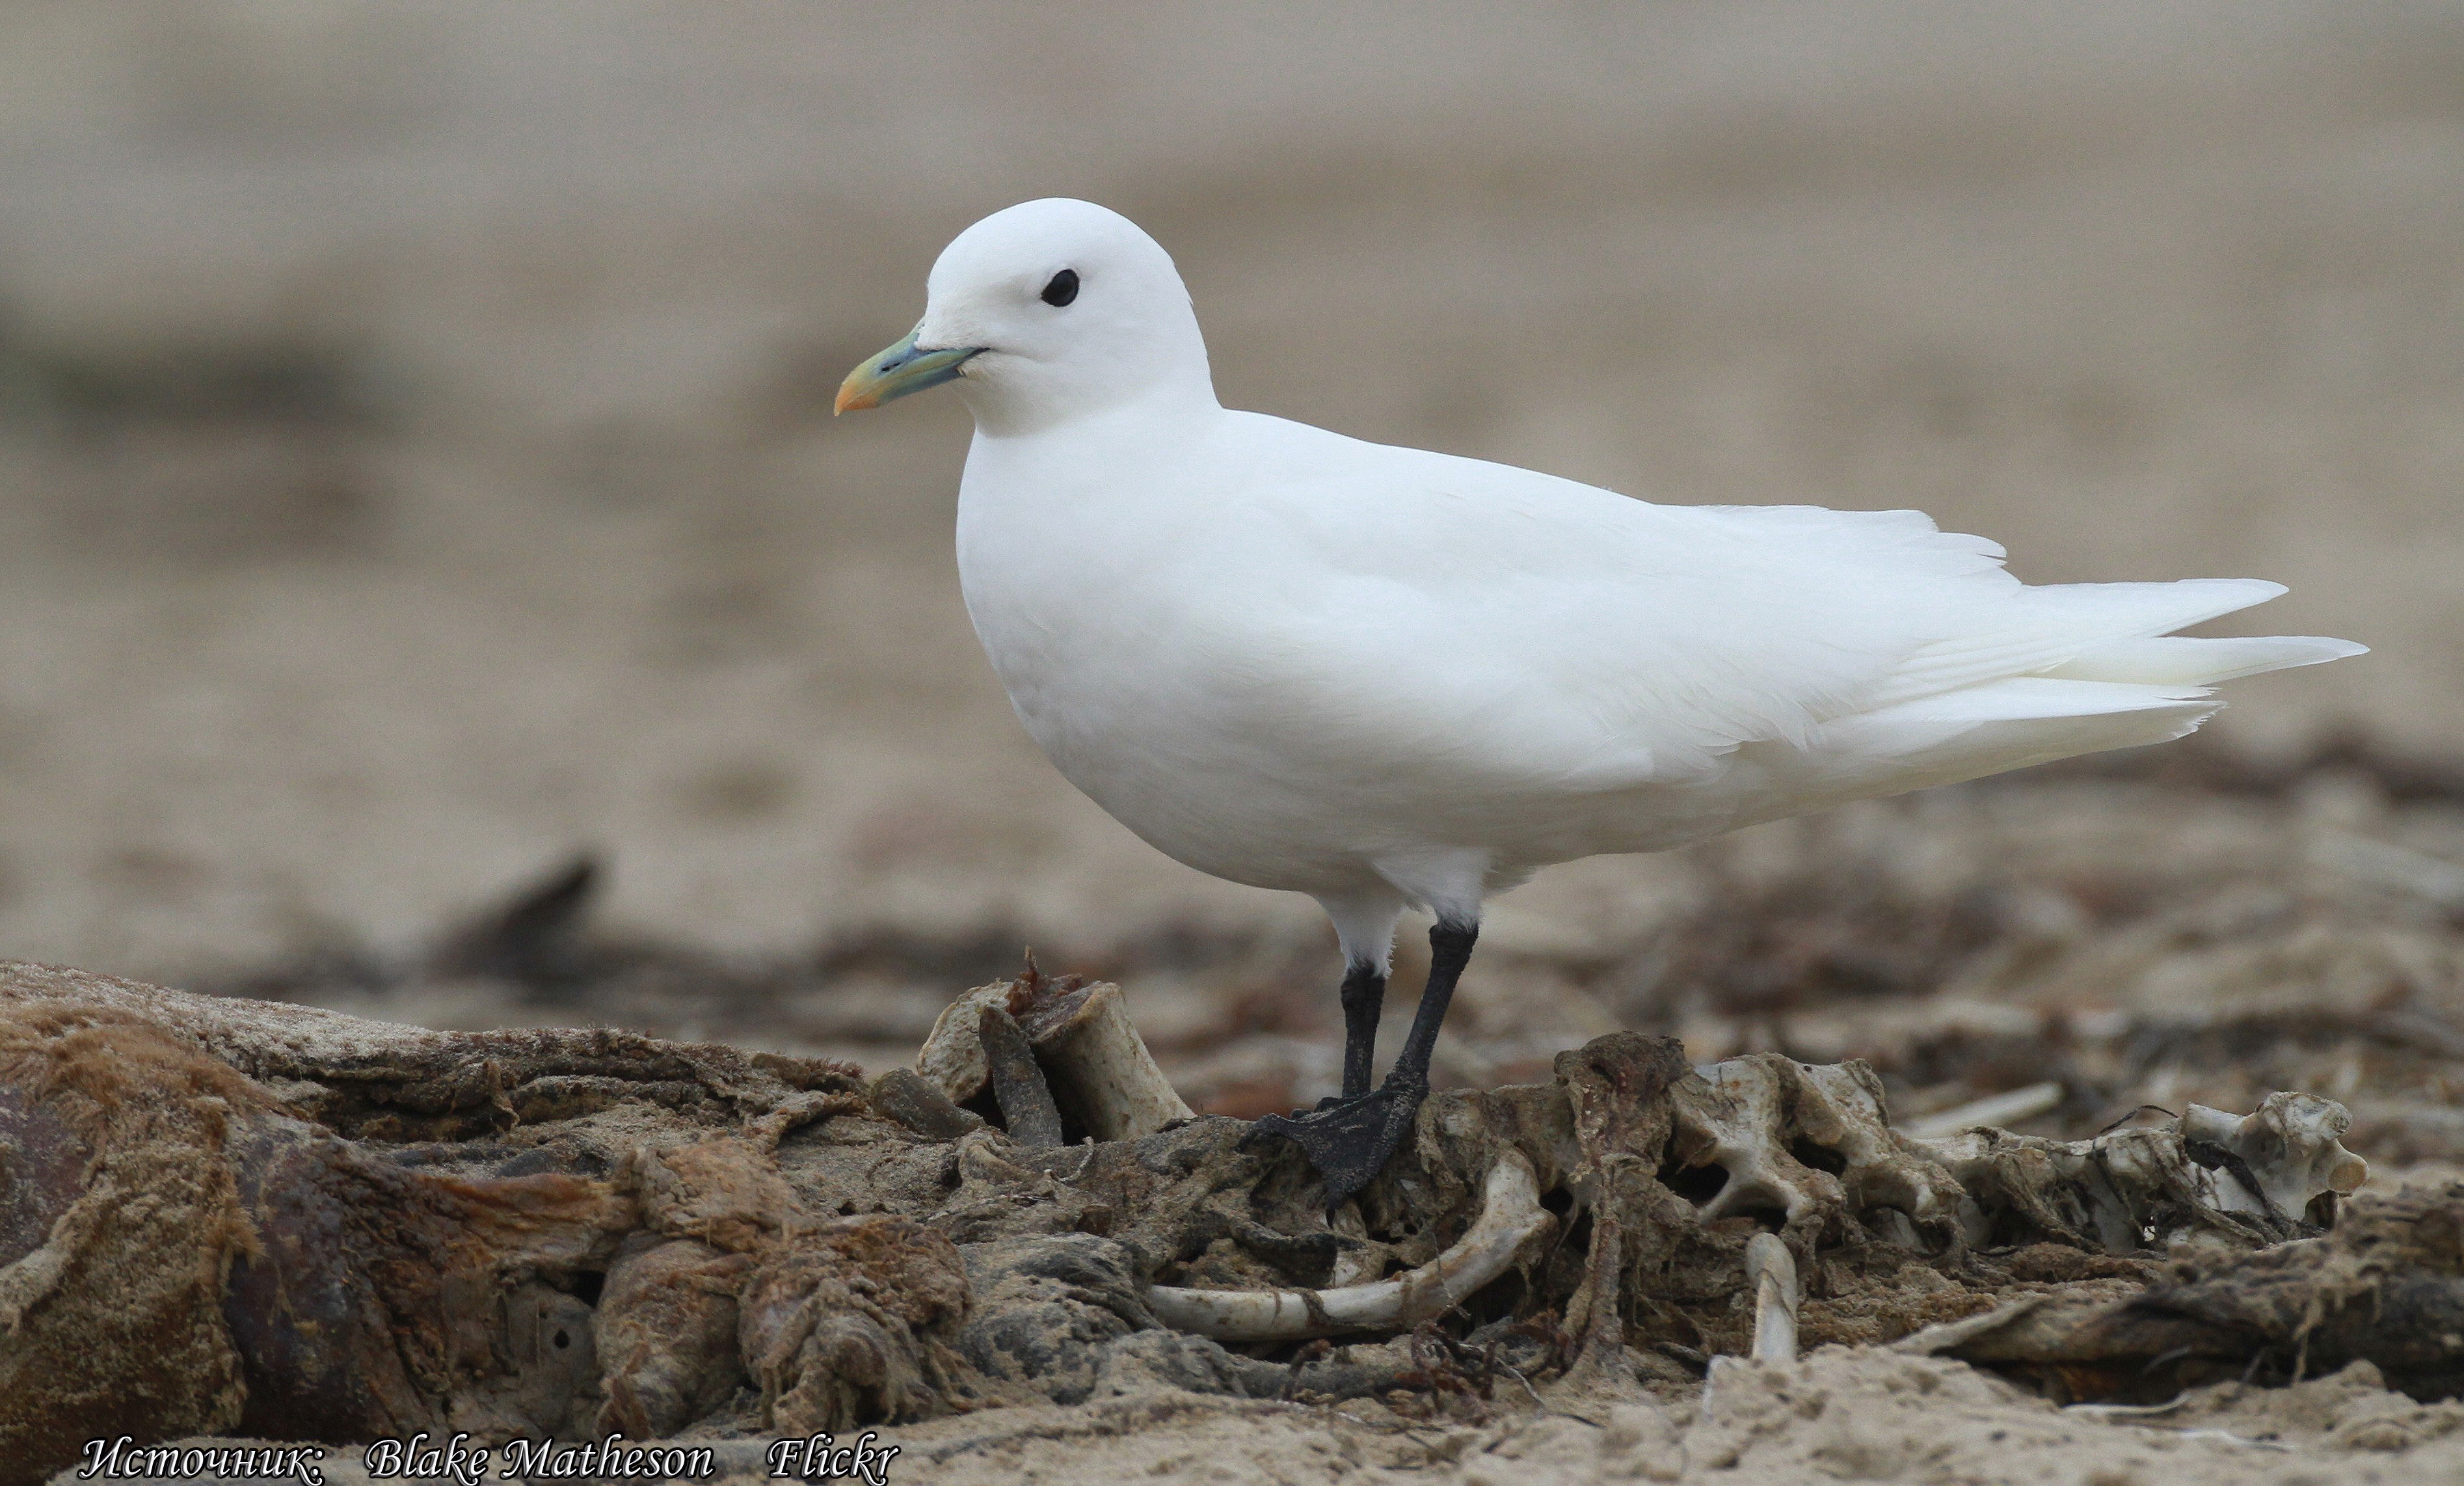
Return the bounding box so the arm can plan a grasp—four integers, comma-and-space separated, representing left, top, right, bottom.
6, 6, 2464, 1483
853, 1351, 2464, 1486
102, 1352, 2464, 1486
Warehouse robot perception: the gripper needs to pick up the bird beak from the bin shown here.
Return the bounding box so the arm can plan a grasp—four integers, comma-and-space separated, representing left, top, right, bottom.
834, 325, 984, 414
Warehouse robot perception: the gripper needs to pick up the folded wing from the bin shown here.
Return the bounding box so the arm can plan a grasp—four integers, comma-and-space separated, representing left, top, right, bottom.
1209, 426, 2361, 810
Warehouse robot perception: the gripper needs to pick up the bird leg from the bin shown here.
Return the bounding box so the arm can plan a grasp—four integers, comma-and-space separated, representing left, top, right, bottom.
1255, 920, 1479, 1214
1335, 959, 1388, 1101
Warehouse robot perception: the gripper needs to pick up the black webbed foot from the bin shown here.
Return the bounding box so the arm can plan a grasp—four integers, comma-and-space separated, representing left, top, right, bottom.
1248, 1078, 1428, 1215
1250, 920, 1475, 1216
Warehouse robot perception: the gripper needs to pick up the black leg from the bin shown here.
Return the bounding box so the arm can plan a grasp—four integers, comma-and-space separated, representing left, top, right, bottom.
1253, 919, 1480, 1214
1391, 920, 1476, 1095
1337, 959, 1387, 1100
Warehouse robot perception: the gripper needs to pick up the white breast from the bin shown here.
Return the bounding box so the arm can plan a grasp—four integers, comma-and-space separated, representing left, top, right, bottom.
954, 409, 1387, 895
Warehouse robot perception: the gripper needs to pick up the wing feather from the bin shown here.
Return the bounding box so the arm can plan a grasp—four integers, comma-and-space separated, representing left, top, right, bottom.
1199, 416, 2353, 801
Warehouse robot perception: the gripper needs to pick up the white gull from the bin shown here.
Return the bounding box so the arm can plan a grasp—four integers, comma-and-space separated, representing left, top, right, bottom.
836, 197, 2364, 1206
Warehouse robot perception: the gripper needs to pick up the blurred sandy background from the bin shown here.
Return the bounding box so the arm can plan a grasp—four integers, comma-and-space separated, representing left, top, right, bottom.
0, 1, 2454, 1021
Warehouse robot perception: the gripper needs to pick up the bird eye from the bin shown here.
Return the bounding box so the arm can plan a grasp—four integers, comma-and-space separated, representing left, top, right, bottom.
1041, 269, 1079, 307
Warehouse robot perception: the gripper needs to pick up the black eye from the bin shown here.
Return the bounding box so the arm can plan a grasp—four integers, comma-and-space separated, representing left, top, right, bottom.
1040, 269, 1079, 307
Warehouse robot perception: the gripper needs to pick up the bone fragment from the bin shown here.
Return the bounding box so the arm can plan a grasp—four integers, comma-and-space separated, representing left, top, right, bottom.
917, 982, 1017, 1107
1017, 980, 1195, 1141
1899, 1081, 2064, 1141
1669, 1055, 1960, 1240
868, 1067, 985, 1141
1147, 1149, 1549, 1340
918, 977, 1193, 1142
1889, 1293, 2056, 1356
1745, 1232, 1799, 1364
977, 1005, 1063, 1147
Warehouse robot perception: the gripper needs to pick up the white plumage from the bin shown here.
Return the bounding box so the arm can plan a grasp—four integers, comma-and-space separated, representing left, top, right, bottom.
839, 196, 2361, 1195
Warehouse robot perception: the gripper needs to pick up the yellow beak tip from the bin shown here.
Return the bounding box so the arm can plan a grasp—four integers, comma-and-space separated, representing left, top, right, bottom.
834, 326, 974, 417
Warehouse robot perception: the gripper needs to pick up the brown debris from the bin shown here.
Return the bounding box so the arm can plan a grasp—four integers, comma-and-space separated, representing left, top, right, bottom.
1933, 1181, 2464, 1401
0, 1006, 263, 1479
740, 1215, 975, 1432
0, 954, 2445, 1485
222, 1122, 627, 1442
593, 1234, 751, 1439
869, 1066, 987, 1141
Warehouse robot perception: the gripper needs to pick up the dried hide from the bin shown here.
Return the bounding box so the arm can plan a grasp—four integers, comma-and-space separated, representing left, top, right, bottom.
0, 956, 2419, 1486
1907, 1180, 2464, 1401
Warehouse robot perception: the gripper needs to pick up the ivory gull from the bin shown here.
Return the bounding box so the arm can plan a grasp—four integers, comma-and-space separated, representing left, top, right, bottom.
835, 198, 2364, 1209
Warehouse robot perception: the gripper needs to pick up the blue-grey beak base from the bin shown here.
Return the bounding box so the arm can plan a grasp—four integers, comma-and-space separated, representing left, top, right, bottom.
837, 329, 985, 413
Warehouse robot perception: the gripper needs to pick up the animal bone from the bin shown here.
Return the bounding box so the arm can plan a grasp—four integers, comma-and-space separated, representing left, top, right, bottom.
2178, 1092, 2370, 1223
1667, 1055, 1840, 1228
918, 975, 1193, 1142
1745, 1232, 1799, 1364
0, 959, 2396, 1461
977, 1004, 1064, 1147
1913, 1183, 2464, 1401
1138, 1040, 2366, 1352
1665, 1053, 1963, 1244
1918, 1099, 2366, 1252
918, 982, 1023, 1109
1017, 979, 1196, 1141
1655, 1051, 2363, 1258
1145, 1149, 1551, 1340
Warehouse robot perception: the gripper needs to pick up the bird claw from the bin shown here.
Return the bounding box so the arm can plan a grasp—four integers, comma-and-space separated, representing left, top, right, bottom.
1248, 1081, 1427, 1215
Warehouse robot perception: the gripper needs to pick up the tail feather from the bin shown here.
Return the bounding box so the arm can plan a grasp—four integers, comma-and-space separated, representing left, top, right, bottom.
2047, 634, 2367, 686
1734, 686, 2223, 827
1875, 577, 2359, 707
1728, 572, 2362, 828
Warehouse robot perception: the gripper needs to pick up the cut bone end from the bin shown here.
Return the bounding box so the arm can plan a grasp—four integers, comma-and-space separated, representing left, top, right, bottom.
1029, 981, 1194, 1141
917, 975, 1194, 1143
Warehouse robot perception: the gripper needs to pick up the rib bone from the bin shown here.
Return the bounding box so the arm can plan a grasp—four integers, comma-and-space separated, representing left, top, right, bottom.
1145, 1149, 1549, 1340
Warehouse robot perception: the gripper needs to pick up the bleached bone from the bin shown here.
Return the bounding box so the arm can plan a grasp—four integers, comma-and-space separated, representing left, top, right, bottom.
1147, 1034, 2362, 1348
1667, 1055, 1961, 1242
918, 977, 1193, 1142
2179, 1092, 2369, 1222
1146, 1150, 1549, 1340
1916, 1095, 2368, 1252
1745, 1232, 1800, 1364
1669, 1057, 1840, 1227
1017, 980, 1195, 1141
1663, 1051, 2363, 1256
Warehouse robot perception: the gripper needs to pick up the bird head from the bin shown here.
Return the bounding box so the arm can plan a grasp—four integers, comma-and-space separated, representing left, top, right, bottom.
835, 198, 1216, 436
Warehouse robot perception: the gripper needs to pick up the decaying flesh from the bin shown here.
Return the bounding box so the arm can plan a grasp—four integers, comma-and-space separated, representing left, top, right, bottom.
0, 957, 2430, 1486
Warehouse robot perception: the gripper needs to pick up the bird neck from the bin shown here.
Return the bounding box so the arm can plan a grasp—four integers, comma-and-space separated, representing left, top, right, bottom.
966, 373, 1220, 442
